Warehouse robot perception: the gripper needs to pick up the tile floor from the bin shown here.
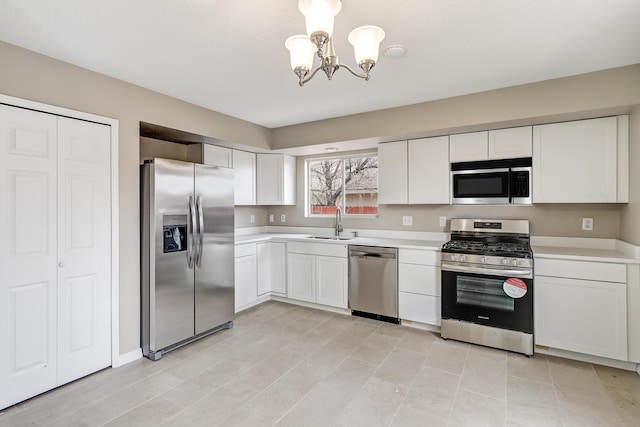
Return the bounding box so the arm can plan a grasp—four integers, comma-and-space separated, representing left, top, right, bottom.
1, 300, 639, 426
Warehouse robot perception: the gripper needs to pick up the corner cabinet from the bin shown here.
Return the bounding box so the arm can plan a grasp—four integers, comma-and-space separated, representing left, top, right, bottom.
534, 258, 628, 361
256, 154, 296, 205
233, 150, 256, 205
257, 241, 286, 296
533, 116, 629, 203
286, 242, 348, 309
378, 136, 450, 205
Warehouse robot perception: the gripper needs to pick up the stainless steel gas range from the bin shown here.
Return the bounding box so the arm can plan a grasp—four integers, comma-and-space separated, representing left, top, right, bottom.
440, 219, 534, 356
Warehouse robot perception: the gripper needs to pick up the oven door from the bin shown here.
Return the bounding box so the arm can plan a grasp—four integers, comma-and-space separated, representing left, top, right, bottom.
441, 268, 533, 334
451, 168, 510, 204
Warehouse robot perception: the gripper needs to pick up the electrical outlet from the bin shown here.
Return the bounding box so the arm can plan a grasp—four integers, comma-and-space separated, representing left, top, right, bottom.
582, 218, 593, 231
280, 214, 286, 223
269, 214, 274, 223
439, 216, 447, 227
250, 215, 255, 224
402, 216, 413, 226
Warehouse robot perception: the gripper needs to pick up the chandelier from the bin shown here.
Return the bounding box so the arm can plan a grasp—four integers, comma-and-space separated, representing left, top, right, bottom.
285, 0, 385, 86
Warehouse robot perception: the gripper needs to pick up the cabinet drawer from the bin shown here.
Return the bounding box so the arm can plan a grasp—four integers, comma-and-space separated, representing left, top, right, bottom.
235, 242, 257, 258
287, 241, 347, 257
399, 292, 441, 326
398, 249, 440, 266
535, 258, 626, 283
399, 263, 440, 296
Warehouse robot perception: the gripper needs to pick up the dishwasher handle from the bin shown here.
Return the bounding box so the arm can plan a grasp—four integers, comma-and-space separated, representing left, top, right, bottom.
349, 250, 396, 260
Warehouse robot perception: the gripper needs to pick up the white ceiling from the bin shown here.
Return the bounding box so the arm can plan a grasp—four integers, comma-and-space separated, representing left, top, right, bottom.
1, 0, 639, 129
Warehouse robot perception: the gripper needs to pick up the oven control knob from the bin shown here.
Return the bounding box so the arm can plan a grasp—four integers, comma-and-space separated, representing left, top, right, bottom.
502, 258, 508, 265
451, 254, 458, 262
460, 255, 466, 262
480, 256, 487, 264
510, 259, 518, 266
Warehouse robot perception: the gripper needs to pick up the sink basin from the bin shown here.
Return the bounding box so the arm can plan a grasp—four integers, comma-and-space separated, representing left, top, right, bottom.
307, 235, 354, 241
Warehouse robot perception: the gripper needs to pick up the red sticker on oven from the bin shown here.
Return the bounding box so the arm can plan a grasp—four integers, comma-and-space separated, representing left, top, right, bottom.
503, 278, 527, 298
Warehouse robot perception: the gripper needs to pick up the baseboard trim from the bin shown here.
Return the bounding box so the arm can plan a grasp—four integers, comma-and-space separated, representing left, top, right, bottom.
112, 348, 142, 368
535, 345, 638, 372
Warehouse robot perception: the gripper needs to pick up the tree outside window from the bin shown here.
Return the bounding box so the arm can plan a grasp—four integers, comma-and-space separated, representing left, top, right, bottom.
307, 155, 378, 216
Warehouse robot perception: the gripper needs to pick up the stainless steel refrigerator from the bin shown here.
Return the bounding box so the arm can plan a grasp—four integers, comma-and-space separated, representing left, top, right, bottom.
141, 158, 234, 360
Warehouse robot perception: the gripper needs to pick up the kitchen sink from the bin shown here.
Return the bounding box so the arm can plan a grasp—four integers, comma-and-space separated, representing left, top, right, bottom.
307, 235, 354, 241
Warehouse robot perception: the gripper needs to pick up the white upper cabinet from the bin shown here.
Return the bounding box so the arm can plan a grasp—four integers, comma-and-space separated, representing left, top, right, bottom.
408, 136, 450, 204
450, 127, 532, 162
533, 116, 628, 203
378, 140, 408, 204
379, 137, 450, 205
233, 150, 256, 205
488, 126, 532, 159
203, 144, 233, 168
449, 131, 488, 162
256, 154, 296, 205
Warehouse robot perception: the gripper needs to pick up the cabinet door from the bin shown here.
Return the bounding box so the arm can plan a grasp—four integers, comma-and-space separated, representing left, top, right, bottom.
203, 144, 232, 168
533, 117, 618, 203
317, 256, 348, 308
233, 150, 256, 205
535, 275, 627, 360
408, 136, 449, 204
235, 255, 257, 310
449, 131, 488, 162
256, 242, 271, 296
398, 263, 440, 296
378, 141, 408, 204
287, 253, 315, 303
399, 292, 441, 326
270, 242, 287, 294
257, 154, 282, 205
488, 126, 532, 159
56, 117, 112, 385
0, 105, 58, 409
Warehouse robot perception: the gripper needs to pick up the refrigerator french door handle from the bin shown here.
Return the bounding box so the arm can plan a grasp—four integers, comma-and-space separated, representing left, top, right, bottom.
196, 196, 204, 267
187, 196, 196, 269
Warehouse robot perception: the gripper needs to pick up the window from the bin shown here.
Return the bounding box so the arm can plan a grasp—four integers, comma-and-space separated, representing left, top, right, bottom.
307, 154, 378, 216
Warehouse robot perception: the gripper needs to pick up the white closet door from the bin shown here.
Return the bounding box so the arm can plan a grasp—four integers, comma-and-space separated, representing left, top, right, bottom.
57, 117, 111, 384
0, 105, 58, 409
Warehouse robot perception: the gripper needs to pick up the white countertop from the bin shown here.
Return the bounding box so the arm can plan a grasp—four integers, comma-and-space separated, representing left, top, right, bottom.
235, 228, 640, 263
235, 232, 445, 251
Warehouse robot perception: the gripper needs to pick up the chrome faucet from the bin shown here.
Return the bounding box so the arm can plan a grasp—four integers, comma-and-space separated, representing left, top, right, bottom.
335, 206, 343, 236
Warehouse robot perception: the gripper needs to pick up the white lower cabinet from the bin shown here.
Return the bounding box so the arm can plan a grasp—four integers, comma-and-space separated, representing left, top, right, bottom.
257, 241, 286, 296
287, 242, 348, 309
534, 258, 628, 361
235, 243, 257, 311
397, 249, 441, 326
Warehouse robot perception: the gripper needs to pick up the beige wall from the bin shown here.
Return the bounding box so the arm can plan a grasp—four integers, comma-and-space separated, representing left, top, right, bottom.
272, 156, 622, 238
0, 41, 270, 356
271, 64, 640, 149
620, 106, 640, 245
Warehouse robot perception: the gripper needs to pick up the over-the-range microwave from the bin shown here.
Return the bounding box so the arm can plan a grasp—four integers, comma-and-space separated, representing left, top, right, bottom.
451, 158, 532, 205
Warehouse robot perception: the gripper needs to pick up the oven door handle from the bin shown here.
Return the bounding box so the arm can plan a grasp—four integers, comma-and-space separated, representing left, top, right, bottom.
441, 262, 533, 279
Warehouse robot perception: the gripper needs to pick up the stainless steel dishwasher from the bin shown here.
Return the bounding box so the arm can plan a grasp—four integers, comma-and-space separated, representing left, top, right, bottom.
348, 245, 399, 324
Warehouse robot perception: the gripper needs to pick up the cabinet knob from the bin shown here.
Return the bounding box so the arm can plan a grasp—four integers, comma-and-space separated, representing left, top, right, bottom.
58, 262, 65, 268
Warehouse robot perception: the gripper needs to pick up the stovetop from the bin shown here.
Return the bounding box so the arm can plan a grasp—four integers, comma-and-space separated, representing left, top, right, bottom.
443, 219, 532, 259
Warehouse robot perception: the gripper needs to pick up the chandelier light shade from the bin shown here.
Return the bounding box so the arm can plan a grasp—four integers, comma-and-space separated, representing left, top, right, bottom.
298, 0, 342, 41
349, 25, 385, 66
285, 35, 315, 72
286, 0, 385, 86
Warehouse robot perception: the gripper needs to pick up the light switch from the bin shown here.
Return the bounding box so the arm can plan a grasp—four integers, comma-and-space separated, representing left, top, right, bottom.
269, 214, 274, 223
402, 216, 413, 226
439, 216, 447, 227
250, 215, 255, 224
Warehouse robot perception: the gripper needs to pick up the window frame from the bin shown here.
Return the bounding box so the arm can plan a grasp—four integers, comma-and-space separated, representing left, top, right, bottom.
304, 152, 379, 219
